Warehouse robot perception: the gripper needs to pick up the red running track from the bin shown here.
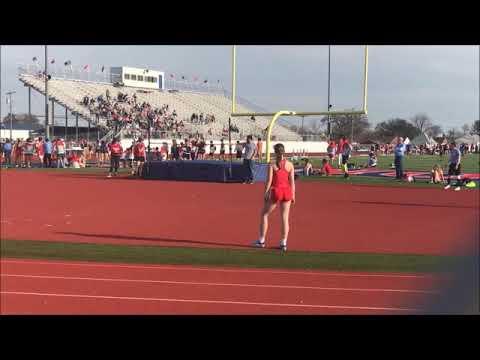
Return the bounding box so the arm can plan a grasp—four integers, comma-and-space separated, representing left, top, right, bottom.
0, 258, 447, 315
1, 171, 478, 255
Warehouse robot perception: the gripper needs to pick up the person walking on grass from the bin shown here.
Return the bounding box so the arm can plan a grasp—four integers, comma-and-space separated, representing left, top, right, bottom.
23, 138, 35, 168
253, 143, 295, 252
107, 137, 123, 178
3, 139, 12, 168
394, 137, 406, 180
243, 135, 257, 184
43, 138, 53, 168
36, 137, 44, 167
235, 141, 243, 160
341, 140, 353, 178
55, 138, 66, 168
337, 136, 345, 168
219, 139, 226, 161
256, 137, 263, 162
444, 142, 462, 191
132, 137, 146, 176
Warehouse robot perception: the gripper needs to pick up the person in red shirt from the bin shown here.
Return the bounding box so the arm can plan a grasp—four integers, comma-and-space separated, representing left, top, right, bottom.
68, 151, 81, 168
337, 137, 344, 168
327, 140, 336, 164
13, 139, 23, 168
107, 137, 123, 178
319, 158, 333, 176
36, 137, 45, 166
132, 137, 146, 177
253, 143, 295, 252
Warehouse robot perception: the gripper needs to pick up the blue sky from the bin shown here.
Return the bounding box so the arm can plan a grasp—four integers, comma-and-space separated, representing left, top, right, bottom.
1, 45, 478, 131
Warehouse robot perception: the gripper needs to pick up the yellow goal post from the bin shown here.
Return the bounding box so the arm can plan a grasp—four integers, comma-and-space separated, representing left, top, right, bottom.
230, 45, 369, 163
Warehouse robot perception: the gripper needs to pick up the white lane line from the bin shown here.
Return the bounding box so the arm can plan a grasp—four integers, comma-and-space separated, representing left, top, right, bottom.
0, 259, 433, 279
1, 274, 437, 294
0, 291, 420, 312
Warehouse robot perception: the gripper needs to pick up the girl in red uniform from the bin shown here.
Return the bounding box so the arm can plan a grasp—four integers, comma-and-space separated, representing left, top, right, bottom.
253, 143, 295, 251
107, 137, 123, 178
13, 139, 23, 168
132, 138, 146, 176
36, 137, 45, 166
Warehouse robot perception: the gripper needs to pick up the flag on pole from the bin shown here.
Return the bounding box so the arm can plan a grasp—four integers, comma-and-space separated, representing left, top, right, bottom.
50, 58, 55, 64
83, 64, 90, 71
170, 74, 175, 78
203, 79, 208, 83
101, 66, 105, 72
32, 57, 38, 62
181, 76, 185, 80
64, 60, 71, 66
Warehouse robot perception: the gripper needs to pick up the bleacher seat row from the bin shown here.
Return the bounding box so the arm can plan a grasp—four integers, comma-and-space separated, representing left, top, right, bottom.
18, 74, 301, 141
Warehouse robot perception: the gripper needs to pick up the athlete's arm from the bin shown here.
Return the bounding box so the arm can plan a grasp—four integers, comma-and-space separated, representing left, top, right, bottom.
288, 162, 296, 203
264, 164, 273, 201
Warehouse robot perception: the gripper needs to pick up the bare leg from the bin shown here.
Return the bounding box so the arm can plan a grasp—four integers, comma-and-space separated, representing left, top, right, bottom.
259, 201, 277, 241
137, 162, 144, 176
279, 201, 292, 241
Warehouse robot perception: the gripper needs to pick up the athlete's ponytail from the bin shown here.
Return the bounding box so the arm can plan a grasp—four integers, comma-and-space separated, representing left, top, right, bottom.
274, 143, 285, 162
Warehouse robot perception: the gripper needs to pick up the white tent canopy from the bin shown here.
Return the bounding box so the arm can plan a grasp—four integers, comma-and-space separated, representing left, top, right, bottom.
411, 132, 437, 146
455, 134, 480, 145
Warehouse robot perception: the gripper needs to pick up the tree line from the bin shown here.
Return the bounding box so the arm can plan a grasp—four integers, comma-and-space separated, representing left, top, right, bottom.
288, 113, 480, 143
2, 113, 480, 143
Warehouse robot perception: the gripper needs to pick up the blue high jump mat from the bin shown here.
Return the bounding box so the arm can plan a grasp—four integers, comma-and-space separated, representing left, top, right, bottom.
142, 160, 270, 183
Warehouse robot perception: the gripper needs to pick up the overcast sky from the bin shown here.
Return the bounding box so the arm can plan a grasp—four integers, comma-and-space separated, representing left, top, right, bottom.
1, 45, 478, 131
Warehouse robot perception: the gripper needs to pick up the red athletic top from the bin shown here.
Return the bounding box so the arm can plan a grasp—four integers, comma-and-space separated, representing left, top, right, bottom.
272, 160, 291, 189
337, 139, 344, 153
322, 162, 333, 175
270, 159, 293, 202
36, 141, 44, 155
15, 144, 23, 155
134, 142, 146, 157
109, 142, 123, 156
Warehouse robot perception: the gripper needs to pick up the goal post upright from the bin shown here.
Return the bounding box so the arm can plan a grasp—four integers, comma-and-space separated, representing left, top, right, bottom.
231, 45, 237, 115
230, 45, 369, 163
362, 45, 369, 114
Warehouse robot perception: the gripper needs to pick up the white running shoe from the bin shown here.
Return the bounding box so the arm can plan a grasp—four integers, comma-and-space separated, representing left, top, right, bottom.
279, 241, 287, 252
444, 184, 451, 190
107, 174, 112, 178
454, 187, 461, 191
252, 240, 265, 248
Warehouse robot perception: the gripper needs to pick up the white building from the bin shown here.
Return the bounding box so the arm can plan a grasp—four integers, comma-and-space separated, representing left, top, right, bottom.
0, 129, 30, 140
110, 66, 165, 90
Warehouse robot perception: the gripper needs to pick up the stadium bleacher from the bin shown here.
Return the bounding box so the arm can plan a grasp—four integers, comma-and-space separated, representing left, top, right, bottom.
18, 73, 301, 141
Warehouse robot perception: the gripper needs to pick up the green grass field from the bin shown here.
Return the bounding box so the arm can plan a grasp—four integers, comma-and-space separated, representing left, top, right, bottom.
0, 239, 462, 274
294, 153, 480, 187
304, 154, 480, 174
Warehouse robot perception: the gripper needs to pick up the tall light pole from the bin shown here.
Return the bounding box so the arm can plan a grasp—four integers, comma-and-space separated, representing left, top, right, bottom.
0, 46, 2, 131
6, 91, 16, 140
327, 45, 332, 140
44, 45, 49, 139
